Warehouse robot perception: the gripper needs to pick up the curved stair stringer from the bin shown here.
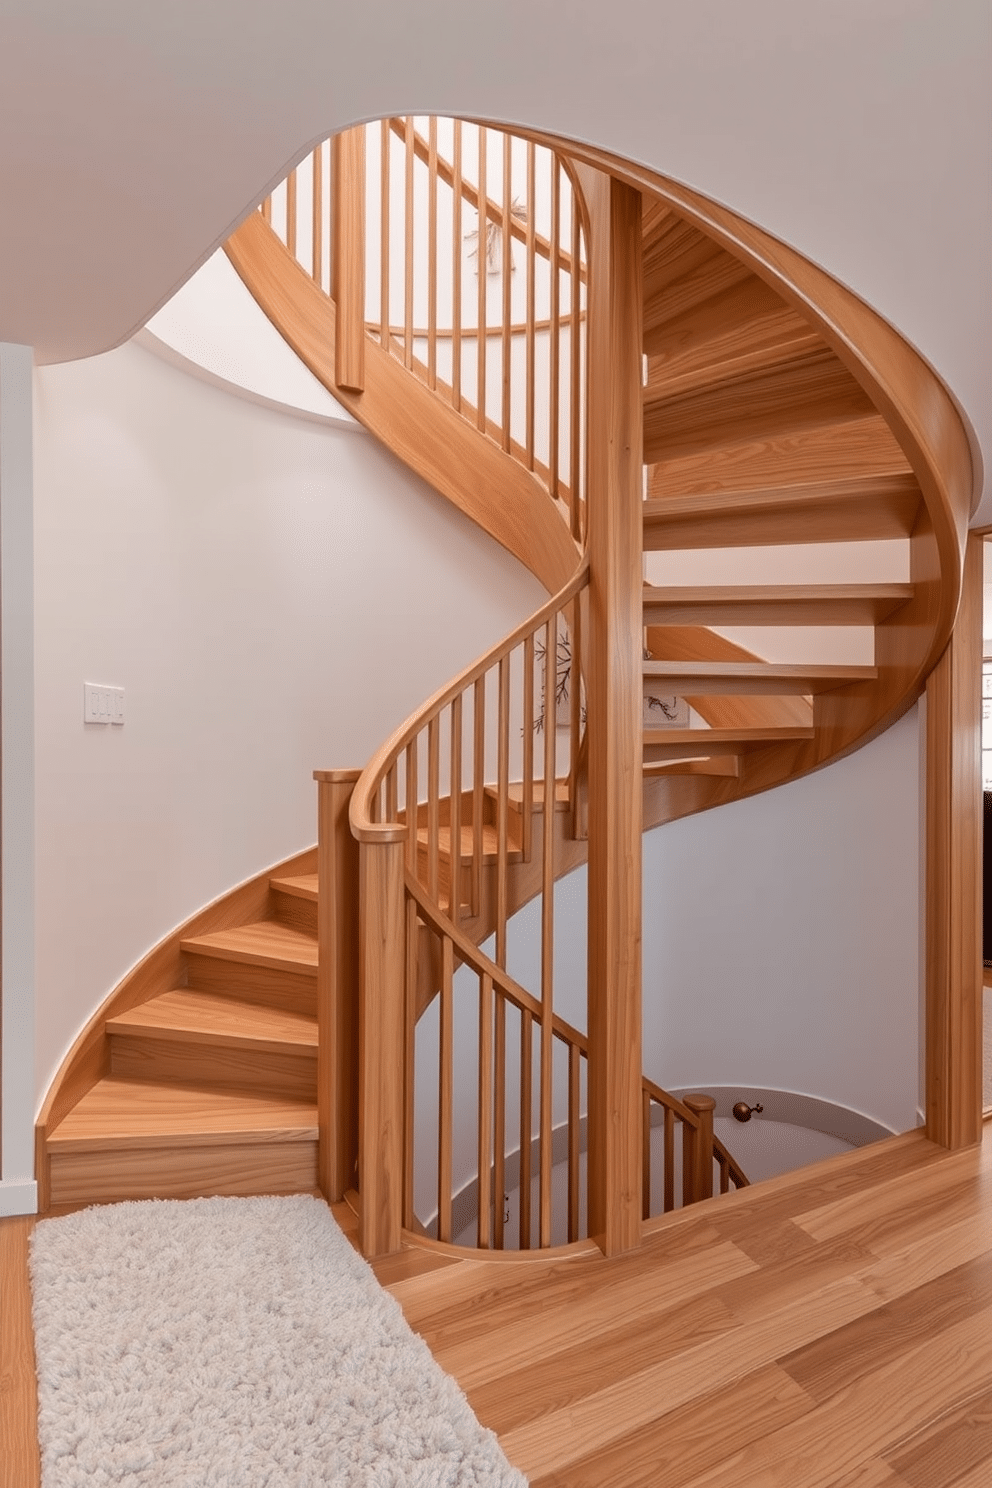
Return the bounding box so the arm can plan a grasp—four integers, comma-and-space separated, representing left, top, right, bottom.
223, 211, 580, 597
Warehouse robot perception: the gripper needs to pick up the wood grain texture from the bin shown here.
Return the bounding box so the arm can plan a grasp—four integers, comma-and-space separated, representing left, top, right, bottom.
642, 472, 921, 549
642, 584, 914, 628
643, 660, 877, 695
576, 164, 644, 1256
332, 128, 366, 392
225, 212, 579, 597
0, 1217, 40, 1488
315, 771, 361, 1204
9, 1130, 992, 1485
35, 844, 318, 1208
925, 531, 983, 1150
358, 838, 406, 1258
649, 412, 913, 496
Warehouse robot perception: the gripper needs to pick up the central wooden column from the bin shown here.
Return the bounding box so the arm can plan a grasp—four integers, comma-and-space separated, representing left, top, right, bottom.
576, 167, 644, 1256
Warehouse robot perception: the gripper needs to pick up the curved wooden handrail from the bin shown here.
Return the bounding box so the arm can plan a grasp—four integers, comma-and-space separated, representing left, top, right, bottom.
351, 559, 589, 841
224, 212, 579, 596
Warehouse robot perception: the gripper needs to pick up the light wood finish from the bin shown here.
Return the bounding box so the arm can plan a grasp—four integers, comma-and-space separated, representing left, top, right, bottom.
645, 623, 812, 732
0, 1217, 40, 1488
332, 128, 366, 393
925, 532, 983, 1150
682, 1093, 717, 1205
376, 1128, 992, 1487
35, 843, 318, 1211
105, 988, 317, 1050
578, 165, 644, 1257
642, 584, 913, 628
315, 769, 361, 1202
358, 833, 407, 1257
643, 660, 877, 695
9, 1140, 992, 1487
642, 472, 921, 549
645, 274, 820, 375
180, 920, 317, 974
648, 412, 913, 496
643, 727, 815, 762
225, 211, 580, 597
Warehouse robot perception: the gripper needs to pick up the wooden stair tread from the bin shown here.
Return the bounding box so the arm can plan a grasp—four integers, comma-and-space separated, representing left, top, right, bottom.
417, 823, 523, 863
643, 661, 877, 695
642, 583, 913, 627
500, 780, 570, 810
106, 990, 317, 1053
181, 920, 318, 974
643, 727, 816, 761
269, 872, 318, 902
645, 312, 825, 404
648, 414, 913, 496
642, 472, 921, 548
643, 275, 817, 368
49, 1078, 318, 1151
643, 349, 877, 464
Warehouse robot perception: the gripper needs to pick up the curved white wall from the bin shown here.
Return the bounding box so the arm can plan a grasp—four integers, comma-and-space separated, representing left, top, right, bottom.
32, 339, 547, 1108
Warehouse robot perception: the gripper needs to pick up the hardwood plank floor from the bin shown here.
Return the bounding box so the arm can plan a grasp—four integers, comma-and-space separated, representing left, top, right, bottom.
3, 1124, 992, 1487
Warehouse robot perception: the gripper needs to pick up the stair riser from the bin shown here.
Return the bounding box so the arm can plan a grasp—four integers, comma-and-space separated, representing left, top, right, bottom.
184, 953, 317, 1016
109, 1036, 317, 1101
271, 890, 318, 937
48, 1140, 318, 1207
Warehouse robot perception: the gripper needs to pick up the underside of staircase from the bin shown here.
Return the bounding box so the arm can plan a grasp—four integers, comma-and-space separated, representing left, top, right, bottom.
35, 118, 972, 1248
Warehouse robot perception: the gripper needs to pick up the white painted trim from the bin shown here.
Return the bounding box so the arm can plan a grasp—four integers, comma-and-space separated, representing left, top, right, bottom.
0, 343, 36, 1192
0, 1178, 38, 1216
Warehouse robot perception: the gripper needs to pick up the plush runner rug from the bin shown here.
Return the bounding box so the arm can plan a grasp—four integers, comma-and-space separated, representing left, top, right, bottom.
29, 1194, 527, 1487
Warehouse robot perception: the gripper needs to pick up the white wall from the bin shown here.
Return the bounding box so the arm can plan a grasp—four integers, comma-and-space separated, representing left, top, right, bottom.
642, 704, 922, 1134
32, 339, 547, 1109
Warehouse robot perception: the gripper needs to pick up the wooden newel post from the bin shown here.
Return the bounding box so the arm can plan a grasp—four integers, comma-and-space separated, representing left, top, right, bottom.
313, 770, 362, 1203
357, 830, 407, 1258
682, 1095, 716, 1206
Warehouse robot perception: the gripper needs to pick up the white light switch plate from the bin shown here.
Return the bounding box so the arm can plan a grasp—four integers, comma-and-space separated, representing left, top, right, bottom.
84, 683, 125, 725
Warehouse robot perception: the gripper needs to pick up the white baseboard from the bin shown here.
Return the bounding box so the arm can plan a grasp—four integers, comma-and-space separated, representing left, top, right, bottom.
0, 1178, 38, 1216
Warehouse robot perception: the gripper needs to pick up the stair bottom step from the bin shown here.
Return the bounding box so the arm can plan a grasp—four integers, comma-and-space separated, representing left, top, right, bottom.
49, 1140, 317, 1207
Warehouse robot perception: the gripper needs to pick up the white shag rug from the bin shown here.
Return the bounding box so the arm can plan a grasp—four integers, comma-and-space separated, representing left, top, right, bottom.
29, 1194, 527, 1487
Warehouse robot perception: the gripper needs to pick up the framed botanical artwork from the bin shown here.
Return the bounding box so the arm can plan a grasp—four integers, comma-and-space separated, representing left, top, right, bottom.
642, 689, 689, 729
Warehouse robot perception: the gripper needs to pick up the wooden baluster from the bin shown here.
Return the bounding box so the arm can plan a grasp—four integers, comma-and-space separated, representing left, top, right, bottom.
567, 1043, 580, 1242
568, 597, 582, 811
358, 829, 407, 1258
477, 972, 494, 1248
539, 615, 556, 1246
472, 677, 485, 917
525, 142, 536, 471
380, 120, 391, 350
519, 1008, 533, 1248
719, 1151, 730, 1196
428, 116, 438, 392
549, 156, 561, 499
261, 194, 272, 224
449, 693, 462, 924
452, 120, 463, 412
427, 716, 440, 903
332, 127, 366, 393
385, 762, 398, 823
404, 898, 417, 1229
642, 1090, 652, 1221
312, 142, 323, 288
570, 196, 583, 541
405, 737, 418, 872
477, 127, 487, 431
501, 132, 512, 453
438, 935, 454, 1242
664, 1107, 675, 1213
522, 634, 534, 863
493, 993, 506, 1249
682, 1094, 716, 1206
313, 769, 361, 1203
496, 657, 509, 968
404, 117, 415, 371
286, 167, 297, 258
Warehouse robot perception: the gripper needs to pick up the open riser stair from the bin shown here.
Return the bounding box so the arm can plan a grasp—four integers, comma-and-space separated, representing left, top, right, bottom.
36, 116, 971, 1262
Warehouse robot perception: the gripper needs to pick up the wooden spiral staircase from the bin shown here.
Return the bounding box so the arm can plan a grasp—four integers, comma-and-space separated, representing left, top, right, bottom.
34, 120, 972, 1262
